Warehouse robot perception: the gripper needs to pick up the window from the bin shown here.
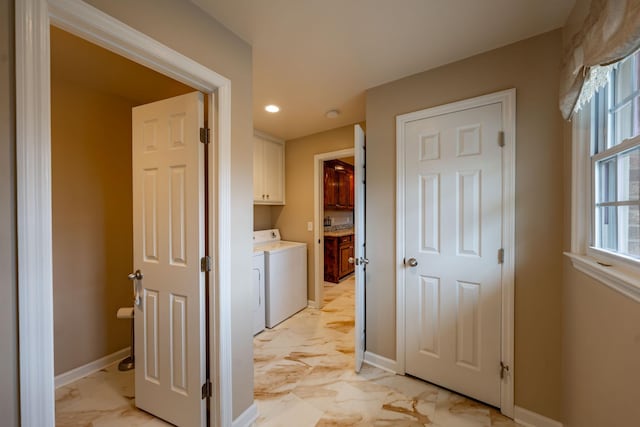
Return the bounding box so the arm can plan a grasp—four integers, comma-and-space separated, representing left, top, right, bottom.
591, 52, 640, 262
568, 51, 640, 302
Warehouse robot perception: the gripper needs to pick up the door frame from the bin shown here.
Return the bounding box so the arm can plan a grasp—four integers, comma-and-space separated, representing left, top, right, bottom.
16, 0, 233, 426
395, 89, 516, 418
313, 147, 354, 308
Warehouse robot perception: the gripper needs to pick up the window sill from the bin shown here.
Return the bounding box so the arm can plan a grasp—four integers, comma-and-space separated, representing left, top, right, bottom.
565, 252, 640, 303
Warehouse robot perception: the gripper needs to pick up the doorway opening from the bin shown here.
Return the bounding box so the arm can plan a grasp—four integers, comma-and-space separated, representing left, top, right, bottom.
313, 148, 354, 309
16, 1, 233, 425
322, 155, 356, 291
50, 26, 207, 426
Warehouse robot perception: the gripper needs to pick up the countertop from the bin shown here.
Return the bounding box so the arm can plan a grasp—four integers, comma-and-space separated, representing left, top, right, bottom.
324, 228, 354, 237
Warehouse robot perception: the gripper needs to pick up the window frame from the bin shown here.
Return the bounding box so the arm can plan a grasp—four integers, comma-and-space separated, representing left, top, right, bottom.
567, 59, 640, 303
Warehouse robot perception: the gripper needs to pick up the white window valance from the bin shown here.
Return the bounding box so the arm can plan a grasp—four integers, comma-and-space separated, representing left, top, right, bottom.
560, 0, 640, 119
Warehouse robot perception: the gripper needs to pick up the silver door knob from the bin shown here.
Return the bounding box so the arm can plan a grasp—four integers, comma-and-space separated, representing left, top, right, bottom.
407, 258, 418, 267
128, 270, 143, 280
348, 257, 355, 264
350, 257, 369, 266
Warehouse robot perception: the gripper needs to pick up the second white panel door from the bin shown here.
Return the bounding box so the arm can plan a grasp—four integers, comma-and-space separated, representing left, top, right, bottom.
404, 102, 503, 407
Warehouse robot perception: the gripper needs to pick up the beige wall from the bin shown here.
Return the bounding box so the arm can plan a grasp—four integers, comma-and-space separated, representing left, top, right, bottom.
0, 0, 19, 424
365, 30, 564, 420
51, 78, 134, 374
272, 124, 362, 302
562, 261, 640, 426
254, 205, 273, 230
82, 0, 256, 418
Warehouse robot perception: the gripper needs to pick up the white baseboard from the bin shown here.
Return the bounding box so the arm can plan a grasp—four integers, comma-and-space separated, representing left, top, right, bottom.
308, 299, 319, 309
232, 402, 258, 427
363, 351, 398, 374
514, 406, 563, 427
55, 347, 131, 389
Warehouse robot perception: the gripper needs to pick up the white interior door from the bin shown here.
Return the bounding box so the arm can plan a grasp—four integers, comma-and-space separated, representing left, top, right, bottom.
132, 92, 206, 426
354, 124, 366, 373
404, 102, 503, 406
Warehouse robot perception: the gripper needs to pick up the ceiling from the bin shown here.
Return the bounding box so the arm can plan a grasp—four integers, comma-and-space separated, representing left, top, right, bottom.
192, 0, 574, 141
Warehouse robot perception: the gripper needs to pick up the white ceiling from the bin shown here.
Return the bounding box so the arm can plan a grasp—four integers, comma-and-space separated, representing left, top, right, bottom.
192, 0, 574, 141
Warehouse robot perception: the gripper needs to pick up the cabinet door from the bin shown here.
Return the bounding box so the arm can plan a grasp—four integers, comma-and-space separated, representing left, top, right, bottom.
324, 237, 339, 283
324, 165, 336, 208
253, 137, 264, 202
336, 169, 350, 208
263, 139, 284, 203
338, 241, 353, 277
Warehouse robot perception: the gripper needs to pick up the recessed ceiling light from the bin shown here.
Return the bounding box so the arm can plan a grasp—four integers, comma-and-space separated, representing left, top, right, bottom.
265, 104, 280, 113
325, 109, 340, 119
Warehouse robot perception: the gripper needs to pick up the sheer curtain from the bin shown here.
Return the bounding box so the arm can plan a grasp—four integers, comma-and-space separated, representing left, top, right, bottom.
560, 0, 640, 119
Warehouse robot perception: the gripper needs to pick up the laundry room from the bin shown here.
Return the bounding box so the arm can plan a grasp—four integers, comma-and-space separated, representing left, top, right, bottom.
251, 123, 363, 332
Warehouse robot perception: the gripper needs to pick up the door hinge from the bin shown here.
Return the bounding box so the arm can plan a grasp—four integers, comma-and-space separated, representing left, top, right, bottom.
200, 127, 210, 144
500, 361, 510, 379
201, 379, 212, 399
498, 131, 505, 147
200, 255, 212, 272
497, 248, 504, 264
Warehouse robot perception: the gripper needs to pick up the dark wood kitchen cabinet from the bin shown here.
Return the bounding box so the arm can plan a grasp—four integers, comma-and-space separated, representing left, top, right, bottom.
324, 160, 354, 210
324, 234, 354, 283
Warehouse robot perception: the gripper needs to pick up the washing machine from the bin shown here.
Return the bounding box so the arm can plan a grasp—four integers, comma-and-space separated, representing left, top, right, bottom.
253, 229, 307, 328
252, 249, 266, 335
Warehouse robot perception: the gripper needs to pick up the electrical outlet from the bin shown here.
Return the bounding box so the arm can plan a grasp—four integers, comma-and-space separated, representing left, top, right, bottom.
307, 221, 313, 231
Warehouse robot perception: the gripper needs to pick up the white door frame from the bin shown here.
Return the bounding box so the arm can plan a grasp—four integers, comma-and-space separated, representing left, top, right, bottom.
395, 89, 516, 418
312, 147, 354, 308
15, 0, 233, 426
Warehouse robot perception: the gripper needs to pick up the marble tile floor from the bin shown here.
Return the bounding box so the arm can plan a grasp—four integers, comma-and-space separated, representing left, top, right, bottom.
253, 276, 522, 427
55, 276, 521, 426
55, 363, 171, 426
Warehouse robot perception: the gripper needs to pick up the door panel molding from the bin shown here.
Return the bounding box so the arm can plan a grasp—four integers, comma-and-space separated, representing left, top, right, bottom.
395, 89, 515, 418
15, 0, 233, 425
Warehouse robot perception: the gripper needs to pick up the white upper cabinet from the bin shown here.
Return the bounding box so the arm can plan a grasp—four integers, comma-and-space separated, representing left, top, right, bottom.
253, 131, 285, 205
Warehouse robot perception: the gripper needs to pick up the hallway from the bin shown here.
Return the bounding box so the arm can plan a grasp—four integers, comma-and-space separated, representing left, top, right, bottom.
253, 278, 521, 426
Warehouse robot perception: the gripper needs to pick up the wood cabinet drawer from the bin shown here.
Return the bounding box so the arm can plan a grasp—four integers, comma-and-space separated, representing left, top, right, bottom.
339, 235, 352, 244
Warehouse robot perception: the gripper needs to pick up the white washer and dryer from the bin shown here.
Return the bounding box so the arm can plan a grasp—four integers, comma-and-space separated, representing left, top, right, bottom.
253, 229, 308, 328
252, 249, 266, 335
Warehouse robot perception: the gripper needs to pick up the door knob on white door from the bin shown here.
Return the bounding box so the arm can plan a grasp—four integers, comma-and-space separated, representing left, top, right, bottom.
407, 258, 418, 267
128, 270, 143, 280
127, 270, 143, 308
349, 257, 369, 266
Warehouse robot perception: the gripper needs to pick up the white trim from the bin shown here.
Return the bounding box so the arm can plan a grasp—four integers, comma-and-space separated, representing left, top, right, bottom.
16, 0, 56, 424
312, 148, 354, 308
514, 406, 563, 427
231, 403, 258, 427
363, 351, 399, 374
565, 252, 640, 302
307, 299, 319, 309
395, 89, 516, 418
16, 1, 233, 426
54, 348, 130, 389
570, 110, 591, 253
